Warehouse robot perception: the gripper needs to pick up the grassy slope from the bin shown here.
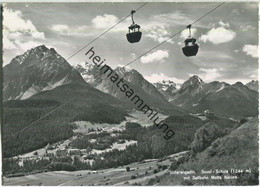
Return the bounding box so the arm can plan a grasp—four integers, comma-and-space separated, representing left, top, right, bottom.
159, 117, 259, 185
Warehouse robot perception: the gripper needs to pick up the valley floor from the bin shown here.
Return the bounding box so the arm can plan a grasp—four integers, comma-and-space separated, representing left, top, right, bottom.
3, 152, 185, 186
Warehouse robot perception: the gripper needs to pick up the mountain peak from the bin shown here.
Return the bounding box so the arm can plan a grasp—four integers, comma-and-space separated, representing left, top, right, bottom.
161, 80, 175, 84
154, 80, 181, 100
74, 62, 94, 72
114, 66, 132, 76
21, 45, 71, 69
188, 75, 204, 84
233, 82, 244, 87
178, 75, 204, 95
27, 45, 49, 55
155, 80, 179, 88
35, 45, 48, 51
245, 80, 259, 92
4, 45, 86, 100
247, 80, 258, 85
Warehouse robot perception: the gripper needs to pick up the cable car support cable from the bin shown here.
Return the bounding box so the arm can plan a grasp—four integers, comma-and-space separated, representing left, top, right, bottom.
66, 2, 148, 61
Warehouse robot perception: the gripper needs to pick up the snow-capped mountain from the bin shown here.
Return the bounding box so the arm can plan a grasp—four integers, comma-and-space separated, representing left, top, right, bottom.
74, 63, 168, 104
73, 63, 98, 85
153, 80, 181, 101
246, 80, 258, 92
3, 45, 86, 100
169, 76, 258, 118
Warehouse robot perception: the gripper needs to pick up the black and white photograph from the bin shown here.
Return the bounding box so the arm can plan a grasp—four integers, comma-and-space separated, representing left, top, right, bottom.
1, 1, 259, 186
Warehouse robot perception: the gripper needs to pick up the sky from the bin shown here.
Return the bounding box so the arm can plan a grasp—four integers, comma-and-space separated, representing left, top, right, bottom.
3, 2, 259, 84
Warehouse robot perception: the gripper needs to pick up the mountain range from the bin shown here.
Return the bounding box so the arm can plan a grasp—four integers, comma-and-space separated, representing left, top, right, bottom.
74, 63, 258, 118
155, 76, 258, 100
3, 45, 258, 119
72, 63, 184, 115
160, 76, 258, 118
74, 63, 167, 104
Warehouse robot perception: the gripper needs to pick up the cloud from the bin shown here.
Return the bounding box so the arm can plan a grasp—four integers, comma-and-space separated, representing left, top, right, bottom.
140, 50, 169, 64
3, 8, 45, 40
3, 7, 45, 51
177, 42, 182, 46
144, 73, 184, 83
250, 74, 257, 79
92, 14, 119, 29
145, 25, 174, 44
117, 64, 132, 70
51, 24, 70, 33
15, 40, 43, 51
242, 44, 258, 58
130, 53, 136, 59
51, 15, 124, 35
197, 68, 221, 82
199, 27, 236, 44
151, 12, 193, 27
240, 25, 255, 32
181, 27, 197, 39
50, 24, 93, 36
218, 20, 230, 28
3, 34, 16, 49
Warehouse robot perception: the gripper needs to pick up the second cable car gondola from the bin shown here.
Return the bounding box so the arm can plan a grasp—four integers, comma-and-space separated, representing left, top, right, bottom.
126, 10, 142, 43
182, 24, 199, 57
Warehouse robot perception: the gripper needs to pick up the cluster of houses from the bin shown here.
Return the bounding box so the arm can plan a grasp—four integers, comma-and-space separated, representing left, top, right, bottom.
44, 143, 86, 157
55, 148, 82, 157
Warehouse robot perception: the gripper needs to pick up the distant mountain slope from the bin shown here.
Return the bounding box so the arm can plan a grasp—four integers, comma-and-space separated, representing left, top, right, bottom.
246, 80, 258, 92
28, 82, 126, 107
169, 76, 258, 118
3, 45, 86, 100
74, 63, 167, 102
115, 67, 167, 103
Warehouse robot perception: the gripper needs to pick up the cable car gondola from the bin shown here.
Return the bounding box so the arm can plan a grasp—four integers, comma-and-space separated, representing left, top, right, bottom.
182, 24, 199, 57
126, 10, 142, 43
